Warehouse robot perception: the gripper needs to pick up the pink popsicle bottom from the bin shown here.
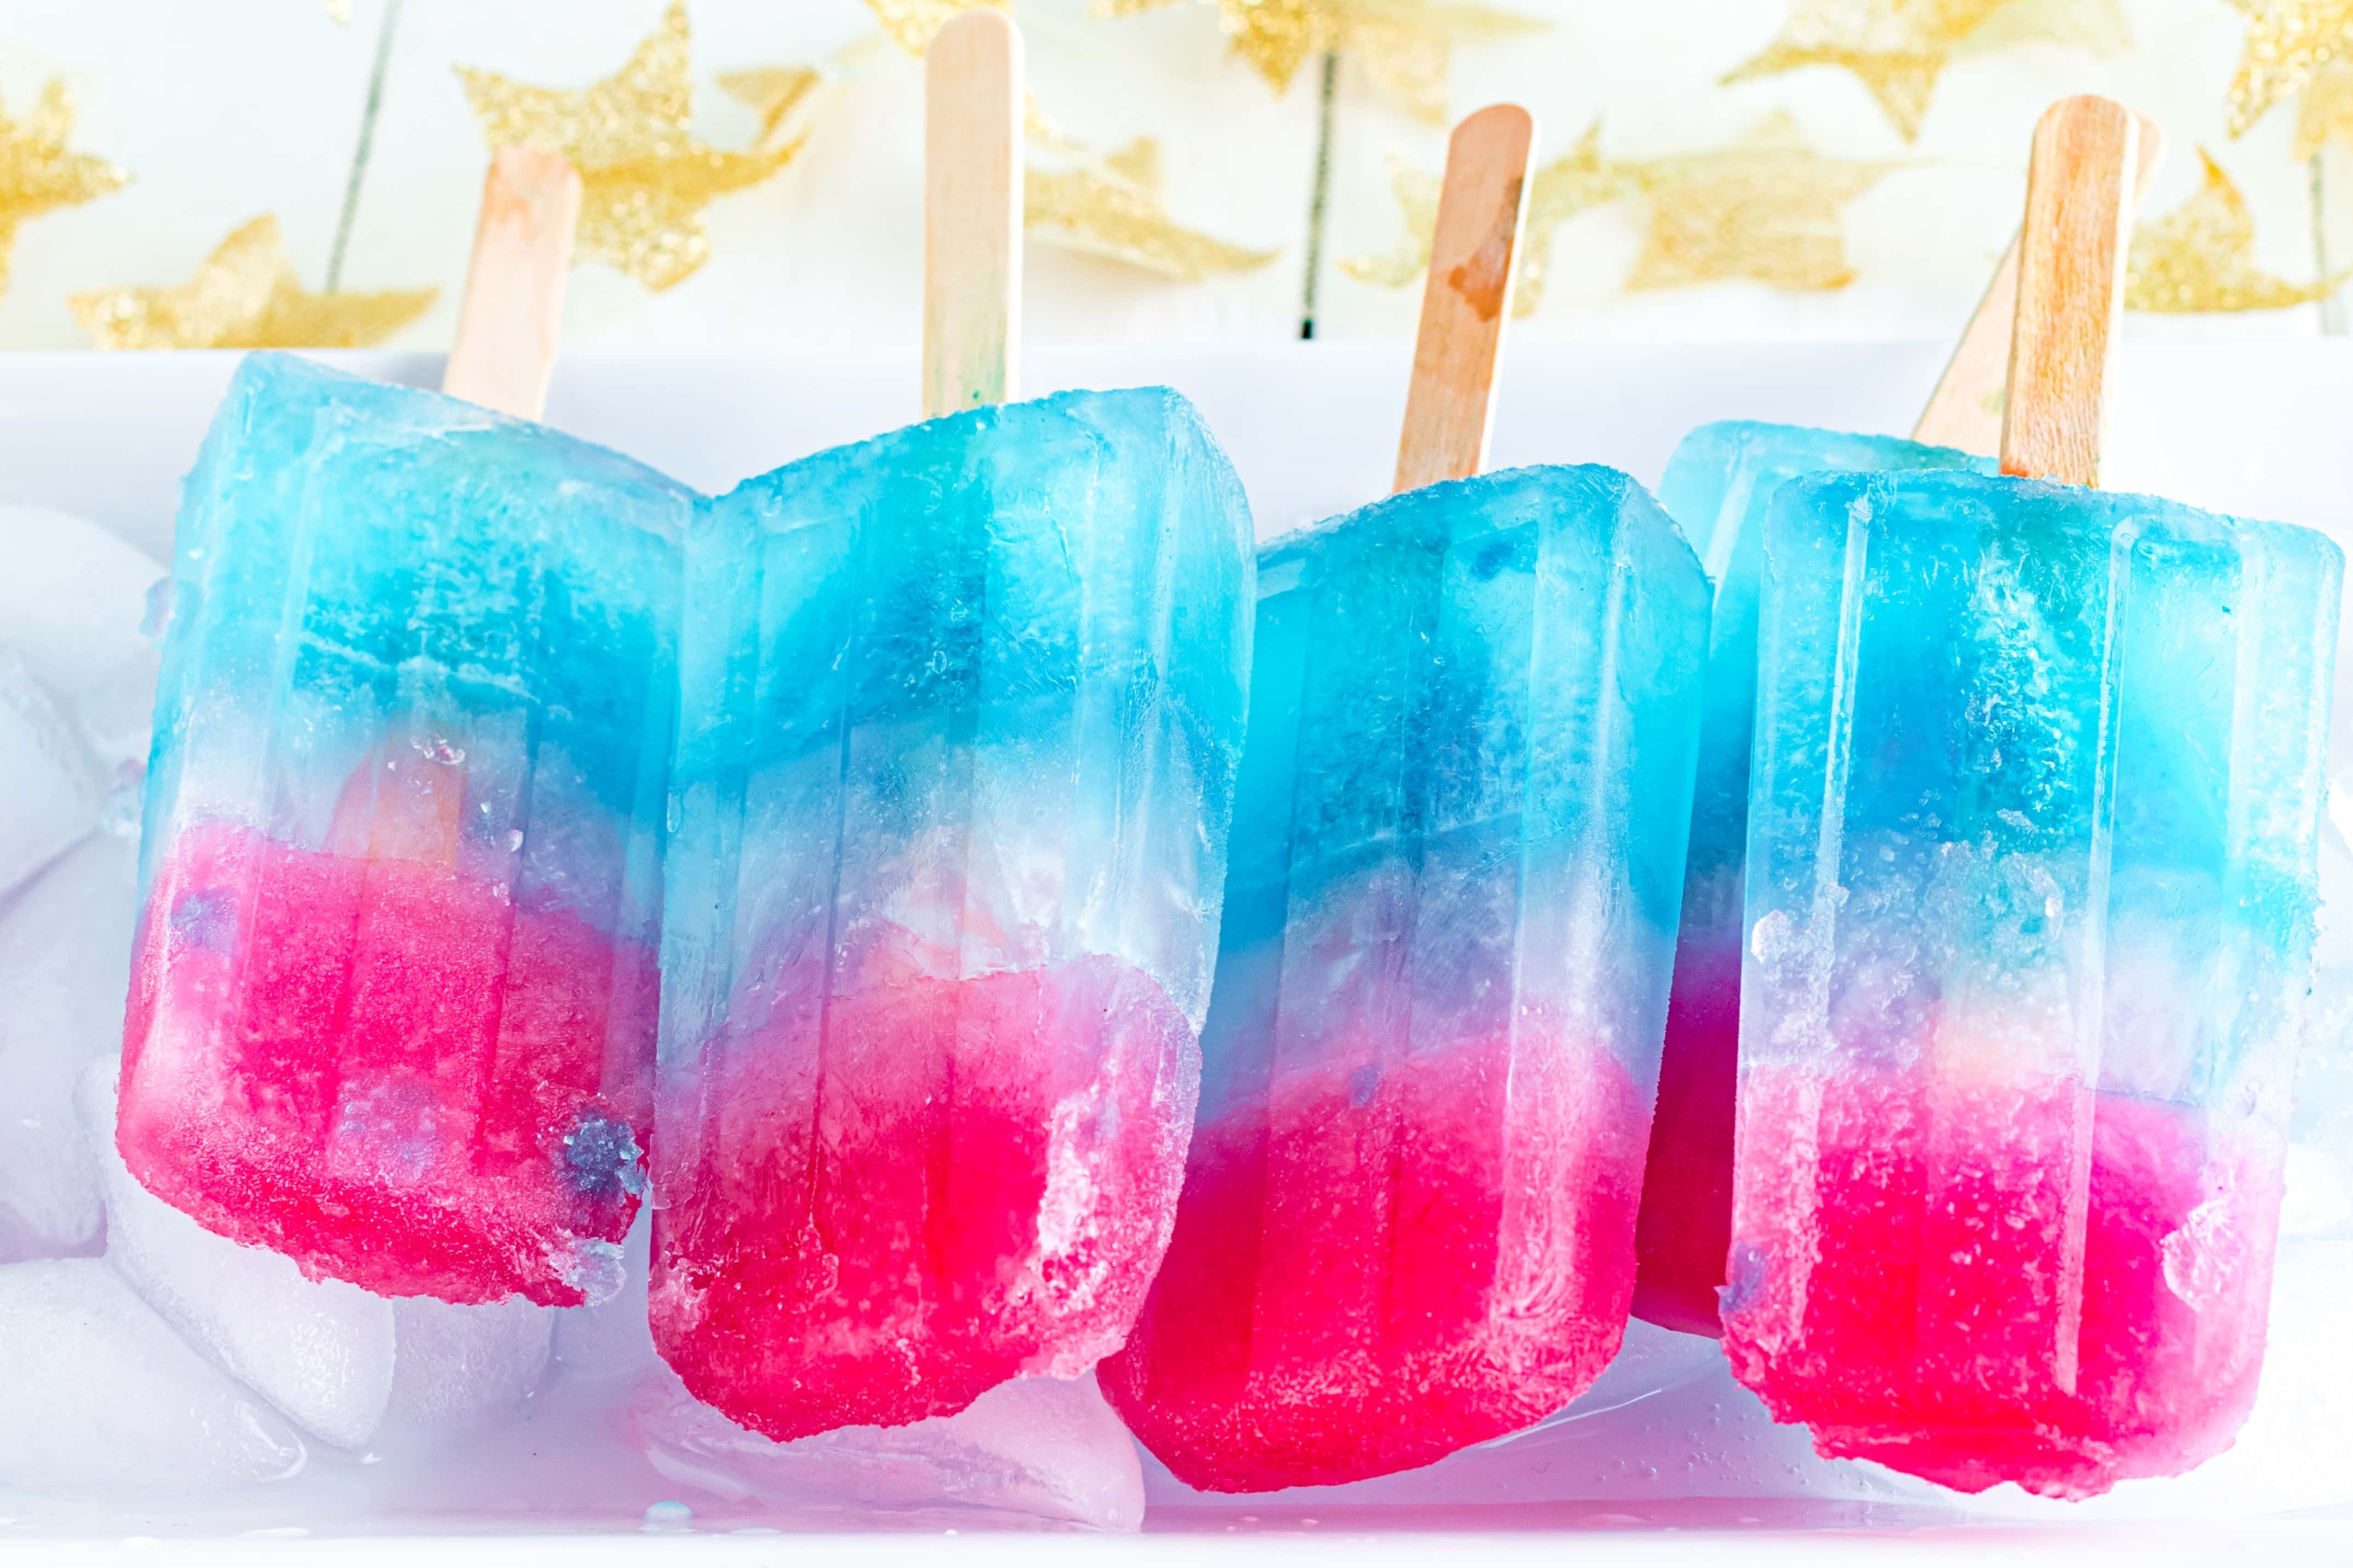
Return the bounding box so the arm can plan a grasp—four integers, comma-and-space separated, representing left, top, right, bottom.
650, 937, 1199, 1441
118, 820, 654, 1305
1722, 1061, 2280, 1498
1631, 927, 1740, 1335
1100, 1025, 1650, 1492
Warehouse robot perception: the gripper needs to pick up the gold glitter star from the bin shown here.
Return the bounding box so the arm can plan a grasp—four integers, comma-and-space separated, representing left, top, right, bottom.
1100, 1, 1542, 124
0, 80, 129, 301
865, 0, 1003, 52
458, 0, 802, 291
1029, 135, 1279, 280
718, 66, 825, 147
2225, 0, 2353, 138
324, 0, 352, 22
1342, 122, 1627, 312
1618, 112, 1894, 292
2126, 148, 2347, 313
1725, 0, 2129, 142
68, 215, 434, 349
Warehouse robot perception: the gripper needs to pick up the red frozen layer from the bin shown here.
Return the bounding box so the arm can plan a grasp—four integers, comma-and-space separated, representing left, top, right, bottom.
119, 819, 654, 1305
1631, 931, 1741, 1335
651, 940, 1199, 1440
1101, 1028, 1651, 1492
1722, 1062, 2279, 1498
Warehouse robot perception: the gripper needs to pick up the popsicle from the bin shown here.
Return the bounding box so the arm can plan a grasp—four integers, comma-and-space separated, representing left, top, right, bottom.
118, 148, 692, 1307
648, 10, 1255, 1442
1631, 124, 2166, 1335
1718, 97, 2340, 1497
1097, 107, 1712, 1492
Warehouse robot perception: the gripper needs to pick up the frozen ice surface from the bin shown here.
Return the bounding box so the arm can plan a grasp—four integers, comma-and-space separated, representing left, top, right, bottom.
638, 1370, 1145, 1530
77, 1056, 396, 1449
657, 389, 1253, 1439
387, 1293, 552, 1427
0, 1257, 304, 1495
120, 352, 692, 1306
0, 834, 137, 1261
1635, 424, 1990, 1336
1725, 470, 2342, 1496
0, 503, 166, 706
1101, 465, 1711, 1491
0, 650, 101, 900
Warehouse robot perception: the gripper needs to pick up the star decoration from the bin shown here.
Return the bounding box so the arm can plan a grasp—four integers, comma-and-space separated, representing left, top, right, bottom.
68, 215, 435, 349
458, 0, 803, 291
1100, 0, 1542, 124
1028, 134, 1279, 280
2125, 149, 2348, 313
1341, 123, 1626, 313
0, 80, 130, 301
324, 0, 352, 21
1617, 113, 1895, 293
718, 66, 825, 148
1725, 0, 2129, 142
2225, 0, 2353, 139
864, 0, 1004, 53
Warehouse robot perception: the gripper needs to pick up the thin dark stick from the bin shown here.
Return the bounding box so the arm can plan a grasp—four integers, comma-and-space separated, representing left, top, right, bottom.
1299, 50, 1339, 341
326, 0, 405, 290
2314, 152, 2345, 336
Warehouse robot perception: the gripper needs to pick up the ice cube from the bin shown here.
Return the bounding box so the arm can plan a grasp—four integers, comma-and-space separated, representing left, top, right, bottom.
635, 1369, 1144, 1530
0, 834, 136, 1261
77, 1057, 397, 1449
0, 1256, 305, 1494
0, 650, 100, 900
388, 1293, 554, 1427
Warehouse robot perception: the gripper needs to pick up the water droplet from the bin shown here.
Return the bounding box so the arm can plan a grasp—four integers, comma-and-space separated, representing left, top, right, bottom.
507, 828, 524, 852
642, 1501, 692, 1533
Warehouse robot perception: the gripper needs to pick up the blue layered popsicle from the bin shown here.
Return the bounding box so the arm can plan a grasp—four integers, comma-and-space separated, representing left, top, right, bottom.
654, 388, 1254, 1440
1099, 465, 1711, 1491
120, 352, 690, 1306
1722, 469, 2339, 1496
1632, 422, 1993, 1334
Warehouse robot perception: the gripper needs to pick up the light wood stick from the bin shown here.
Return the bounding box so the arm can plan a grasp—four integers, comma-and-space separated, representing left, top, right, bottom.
923, 8, 1023, 420
1912, 113, 2164, 454
1392, 104, 1537, 494
442, 145, 583, 422
1999, 96, 2136, 488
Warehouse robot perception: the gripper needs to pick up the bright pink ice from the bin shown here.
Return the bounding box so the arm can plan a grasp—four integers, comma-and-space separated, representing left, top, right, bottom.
1100, 1029, 1651, 1492
650, 941, 1198, 1441
118, 819, 654, 1305
1631, 932, 1740, 1335
1722, 1062, 2279, 1498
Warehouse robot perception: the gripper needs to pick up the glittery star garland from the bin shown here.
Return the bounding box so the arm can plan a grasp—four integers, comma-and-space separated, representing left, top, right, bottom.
1346, 114, 1885, 306
1726, 0, 2130, 142
458, 0, 803, 291
1101, 0, 1542, 124
718, 67, 827, 148
1028, 134, 1279, 280
69, 214, 435, 349
0, 80, 130, 301
2126, 149, 2347, 312
2297, 56, 2353, 153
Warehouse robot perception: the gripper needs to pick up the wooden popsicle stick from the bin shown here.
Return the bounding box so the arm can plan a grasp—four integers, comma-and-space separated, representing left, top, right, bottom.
1912, 113, 2165, 454
1392, 104, 1538, 494
923, 8, 1023, 420
1998, 97, 2137, 488
441, 145, 584, 422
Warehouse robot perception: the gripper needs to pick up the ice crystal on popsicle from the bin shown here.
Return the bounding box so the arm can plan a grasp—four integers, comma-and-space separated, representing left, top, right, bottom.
653, 388, 1253, 1440
119, 353, 689, 1306
1099, 465, 1711, 1491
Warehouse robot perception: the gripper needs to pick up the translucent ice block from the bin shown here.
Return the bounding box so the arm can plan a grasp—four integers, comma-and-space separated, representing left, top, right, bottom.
1098, 466, 1711, 1491
1634, 423, 1991, 1335
120, 353, 689, 1306
1722, 469, 2340, 1497
654, 389, 1253, 1441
